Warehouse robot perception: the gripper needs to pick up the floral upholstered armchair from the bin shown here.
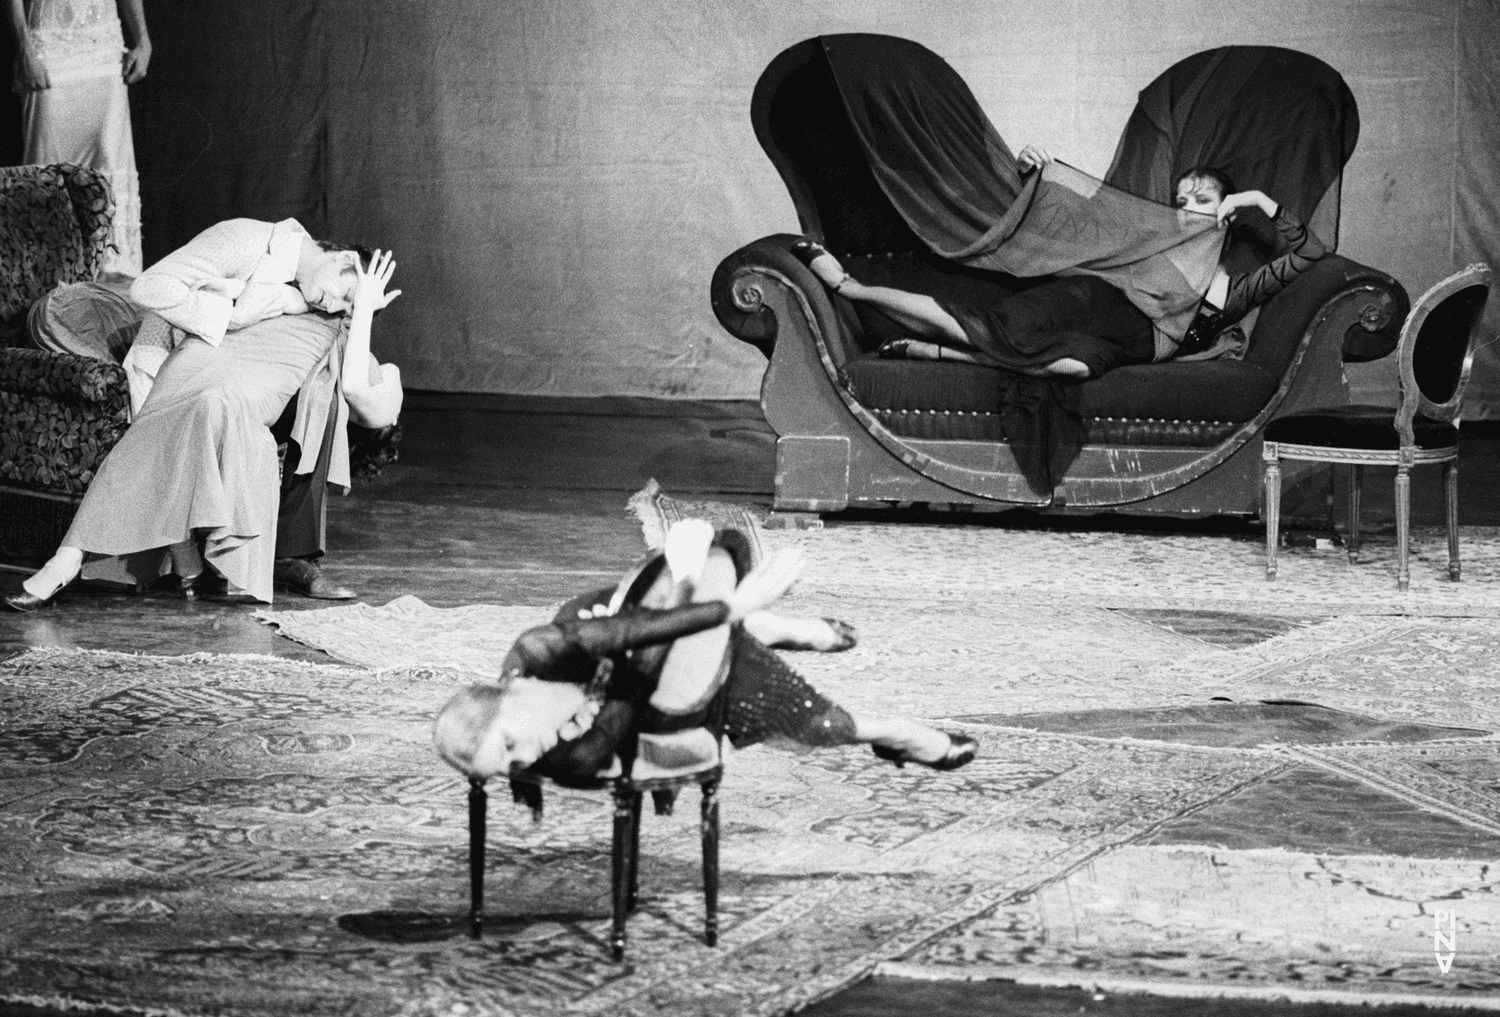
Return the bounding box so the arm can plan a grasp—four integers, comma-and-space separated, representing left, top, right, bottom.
0, 164, 129, 561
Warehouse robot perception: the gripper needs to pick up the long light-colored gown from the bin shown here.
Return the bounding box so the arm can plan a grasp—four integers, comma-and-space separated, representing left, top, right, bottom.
65, 219, 352, 603
22, 0, 142, 276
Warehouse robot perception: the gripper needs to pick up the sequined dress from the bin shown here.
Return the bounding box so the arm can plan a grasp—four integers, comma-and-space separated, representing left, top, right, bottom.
22, 0, 142, 275
512, 591, 858, 767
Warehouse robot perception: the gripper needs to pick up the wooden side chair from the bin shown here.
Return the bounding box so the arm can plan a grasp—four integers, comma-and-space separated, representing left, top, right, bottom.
1263, 263, 1492, 590
465, 542, 742, 960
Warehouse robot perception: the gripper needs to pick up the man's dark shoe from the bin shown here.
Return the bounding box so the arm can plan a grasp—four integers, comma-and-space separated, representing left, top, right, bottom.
273, 557, 357, 600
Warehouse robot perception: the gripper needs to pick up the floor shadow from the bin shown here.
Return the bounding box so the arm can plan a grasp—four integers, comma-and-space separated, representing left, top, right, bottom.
336, 909, 610, 944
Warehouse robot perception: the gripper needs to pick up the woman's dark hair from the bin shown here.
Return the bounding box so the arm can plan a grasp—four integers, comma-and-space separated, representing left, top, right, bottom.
1174, 166, 1236, 200
315, 238, 374, 269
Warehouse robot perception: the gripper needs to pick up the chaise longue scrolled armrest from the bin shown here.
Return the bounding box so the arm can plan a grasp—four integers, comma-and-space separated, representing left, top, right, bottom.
710, 233, 1409, 518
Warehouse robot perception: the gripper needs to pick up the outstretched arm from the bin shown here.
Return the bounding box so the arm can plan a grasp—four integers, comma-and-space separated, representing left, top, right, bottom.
512, 602, 733, 682
511, 546, 805, 680
342, 249, 404, 428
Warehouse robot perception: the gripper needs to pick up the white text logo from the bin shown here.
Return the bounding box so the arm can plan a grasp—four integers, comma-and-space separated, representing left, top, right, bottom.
1433, 908, 1456, 973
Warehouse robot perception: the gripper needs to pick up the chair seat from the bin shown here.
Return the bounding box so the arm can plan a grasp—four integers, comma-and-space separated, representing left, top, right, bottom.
1265, 404, 1458, 451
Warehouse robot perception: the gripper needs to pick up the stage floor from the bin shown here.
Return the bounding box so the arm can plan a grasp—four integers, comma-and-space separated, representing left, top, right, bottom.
6, 394, 1500, 660
4, 396, 1500, 1017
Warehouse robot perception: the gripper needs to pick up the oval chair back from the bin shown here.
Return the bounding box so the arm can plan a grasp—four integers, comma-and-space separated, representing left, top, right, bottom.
1396, 263, 1491, 444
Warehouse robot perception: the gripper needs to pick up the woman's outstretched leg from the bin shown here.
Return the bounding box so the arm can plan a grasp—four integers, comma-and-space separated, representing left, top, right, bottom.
743, 611, 857, 652
794, 239, 1097, 378
728, 631, 977, 770
794, 241, 968, 344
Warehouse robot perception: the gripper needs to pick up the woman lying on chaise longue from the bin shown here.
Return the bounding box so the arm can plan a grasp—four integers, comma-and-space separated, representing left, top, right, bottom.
792, 151, 1326, 380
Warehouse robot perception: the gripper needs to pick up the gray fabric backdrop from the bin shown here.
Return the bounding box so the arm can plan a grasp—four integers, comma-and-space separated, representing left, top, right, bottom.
127, 1, 1500, 411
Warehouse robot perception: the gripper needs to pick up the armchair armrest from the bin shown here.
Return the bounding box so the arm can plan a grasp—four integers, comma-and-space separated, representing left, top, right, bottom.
0, 347, 129, 407
710, 234, 864, 367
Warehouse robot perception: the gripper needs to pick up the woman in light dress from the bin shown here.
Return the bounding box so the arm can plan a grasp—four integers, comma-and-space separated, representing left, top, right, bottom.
6, 0, 149, 275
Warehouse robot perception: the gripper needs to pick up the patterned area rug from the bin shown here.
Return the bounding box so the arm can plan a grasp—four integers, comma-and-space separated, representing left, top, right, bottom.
11, 488, 1500, 1015
258, 596, 553, 674
0, 647, 1336, 1017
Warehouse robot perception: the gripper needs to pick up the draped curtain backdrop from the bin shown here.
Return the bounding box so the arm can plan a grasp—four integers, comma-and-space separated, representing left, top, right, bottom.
116, 0, 1500, 412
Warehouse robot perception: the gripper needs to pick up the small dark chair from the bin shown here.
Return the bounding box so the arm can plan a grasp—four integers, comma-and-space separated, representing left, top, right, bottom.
1263, 263, 1492, 589
464, 546, 740, 960
466, 732, 724, 961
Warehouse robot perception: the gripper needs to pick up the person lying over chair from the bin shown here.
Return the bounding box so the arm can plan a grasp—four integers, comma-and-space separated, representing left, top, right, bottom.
434, 521, 976, 785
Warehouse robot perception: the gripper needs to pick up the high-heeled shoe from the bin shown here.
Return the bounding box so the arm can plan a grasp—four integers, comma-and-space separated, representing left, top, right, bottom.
789, 238, 850, 293
873, 732, 978, 771
3, 576, 76, 612
822, 617, 858, 652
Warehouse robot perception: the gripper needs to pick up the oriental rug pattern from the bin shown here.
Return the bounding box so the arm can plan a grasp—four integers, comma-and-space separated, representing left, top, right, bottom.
1, 647, 1296, 1017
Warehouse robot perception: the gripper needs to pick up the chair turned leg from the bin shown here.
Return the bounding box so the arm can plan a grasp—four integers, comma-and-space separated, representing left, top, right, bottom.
468, 777, 487, 940
700, 777, 721, 948
1264, 459, 1282, 580
1395, 464, 1412, 591
1446, 461, 1461, 581
1347, 464, 1363, 564
626, 789, 643, 913
610, 784, 634, 961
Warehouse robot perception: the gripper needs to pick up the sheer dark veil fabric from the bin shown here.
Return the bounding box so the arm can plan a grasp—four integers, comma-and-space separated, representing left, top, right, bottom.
1105, 46, 1359, 271
818, 34, 1225, 357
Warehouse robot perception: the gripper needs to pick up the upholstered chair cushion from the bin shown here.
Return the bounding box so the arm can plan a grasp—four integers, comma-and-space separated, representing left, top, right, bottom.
1264, 405, 1459, 450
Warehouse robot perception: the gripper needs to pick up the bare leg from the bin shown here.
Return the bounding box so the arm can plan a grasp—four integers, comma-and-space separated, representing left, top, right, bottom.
802, 248, 967, 343
840, 280, 968, 344
21, 546, 84, 599
805, 247, 1092, 378
743, 612, 856, 652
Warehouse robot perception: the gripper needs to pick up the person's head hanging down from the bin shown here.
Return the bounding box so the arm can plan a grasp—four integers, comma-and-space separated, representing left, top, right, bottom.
433, 521, 978, 784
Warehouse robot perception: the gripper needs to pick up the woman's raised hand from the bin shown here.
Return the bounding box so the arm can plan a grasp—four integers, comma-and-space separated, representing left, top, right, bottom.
352, 249, 402, 314
1215, 190, 1278, 228
1017, 144, 1056, 173
726, 547, 805, 622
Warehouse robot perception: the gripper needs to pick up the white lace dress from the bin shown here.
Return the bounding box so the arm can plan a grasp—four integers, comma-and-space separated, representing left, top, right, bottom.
21, 0, 142, 276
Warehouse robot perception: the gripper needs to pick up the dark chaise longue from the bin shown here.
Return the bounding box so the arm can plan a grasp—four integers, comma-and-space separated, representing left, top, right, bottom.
710, 36, 1409, 520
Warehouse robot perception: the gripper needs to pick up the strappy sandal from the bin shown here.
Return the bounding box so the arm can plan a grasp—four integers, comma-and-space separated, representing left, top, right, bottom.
789, 238, 851, 293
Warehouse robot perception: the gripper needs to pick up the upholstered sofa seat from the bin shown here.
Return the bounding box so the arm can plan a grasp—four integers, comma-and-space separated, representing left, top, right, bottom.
842, 358, 1278, 446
